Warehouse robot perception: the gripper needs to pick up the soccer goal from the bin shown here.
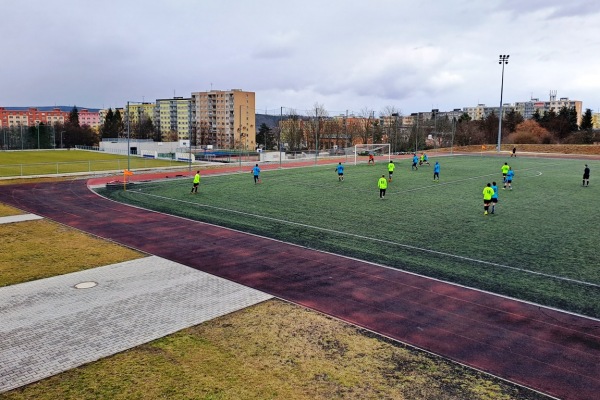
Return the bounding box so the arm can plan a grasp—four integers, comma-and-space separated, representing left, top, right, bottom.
354, 143, 391, 165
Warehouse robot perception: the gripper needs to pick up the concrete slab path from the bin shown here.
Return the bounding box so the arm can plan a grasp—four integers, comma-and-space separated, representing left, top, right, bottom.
0, 256, 272, 393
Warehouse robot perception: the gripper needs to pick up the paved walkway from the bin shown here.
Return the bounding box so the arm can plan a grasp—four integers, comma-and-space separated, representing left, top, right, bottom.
0, 256, 272, 393
0, 172, 599, 400
0, 214, 42, 224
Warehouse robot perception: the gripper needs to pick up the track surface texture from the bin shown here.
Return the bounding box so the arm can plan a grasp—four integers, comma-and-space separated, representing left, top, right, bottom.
1, 168, 599, 400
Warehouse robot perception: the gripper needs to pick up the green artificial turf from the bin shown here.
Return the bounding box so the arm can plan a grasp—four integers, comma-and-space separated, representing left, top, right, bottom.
96, 155, 600, 318
0, 150, 186, 177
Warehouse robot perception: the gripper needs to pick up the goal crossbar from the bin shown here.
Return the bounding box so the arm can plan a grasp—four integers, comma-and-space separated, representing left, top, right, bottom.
354, 144, 391, 165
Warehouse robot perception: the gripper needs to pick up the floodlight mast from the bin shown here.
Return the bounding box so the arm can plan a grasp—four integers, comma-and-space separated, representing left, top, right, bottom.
497, 54, 509, 152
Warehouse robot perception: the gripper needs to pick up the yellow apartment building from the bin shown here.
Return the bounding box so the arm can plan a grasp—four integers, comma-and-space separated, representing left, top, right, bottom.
154, 97, 193, 141
125, 102, 155, 125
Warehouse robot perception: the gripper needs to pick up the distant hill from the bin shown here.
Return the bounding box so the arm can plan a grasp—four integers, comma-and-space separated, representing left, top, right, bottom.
255, 114, 282, 129
3, 106, 101, 112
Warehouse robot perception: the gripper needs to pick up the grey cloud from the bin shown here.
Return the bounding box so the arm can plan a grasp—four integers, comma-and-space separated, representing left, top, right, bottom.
496, 0, 600, 18
252, 45, 294, 60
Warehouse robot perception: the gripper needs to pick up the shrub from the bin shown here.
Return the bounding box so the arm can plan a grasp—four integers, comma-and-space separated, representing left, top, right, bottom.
507, 120, 554, 144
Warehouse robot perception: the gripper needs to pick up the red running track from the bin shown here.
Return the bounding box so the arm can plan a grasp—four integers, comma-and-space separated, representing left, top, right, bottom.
1, 177, 599, 400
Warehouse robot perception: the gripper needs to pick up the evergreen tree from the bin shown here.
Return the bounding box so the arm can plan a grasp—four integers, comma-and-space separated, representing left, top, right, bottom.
458, 112, 471, 123
101, 108, 116, 138
479, 112, 499, 144
256, 123, 272, 149
114, 109, 125, 137
581, 108, 593, 131
138, 117, 155, 140
552, 106, 578, 140
504, 110, 524, 133
68, 106, 80, 127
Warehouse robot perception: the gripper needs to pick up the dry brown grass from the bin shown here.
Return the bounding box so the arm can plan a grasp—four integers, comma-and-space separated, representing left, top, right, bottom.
3, 298, 548, 400
0, 203, 23, 217
439, 143, 600, 155
0, 219, 144, 287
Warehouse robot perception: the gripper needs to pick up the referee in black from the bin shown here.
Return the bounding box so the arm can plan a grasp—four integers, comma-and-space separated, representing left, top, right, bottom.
583, 164, 590, 187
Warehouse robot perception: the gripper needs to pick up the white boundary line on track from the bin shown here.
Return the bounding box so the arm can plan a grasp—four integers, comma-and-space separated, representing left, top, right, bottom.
129, 190, 600, 289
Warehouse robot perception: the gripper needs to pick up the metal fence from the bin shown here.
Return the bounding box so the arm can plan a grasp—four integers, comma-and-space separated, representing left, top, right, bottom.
0, 158, 185, 178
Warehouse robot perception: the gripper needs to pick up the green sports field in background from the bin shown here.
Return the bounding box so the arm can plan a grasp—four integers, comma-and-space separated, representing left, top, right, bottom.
97, 155, 600, 318
0, 150, 186, 177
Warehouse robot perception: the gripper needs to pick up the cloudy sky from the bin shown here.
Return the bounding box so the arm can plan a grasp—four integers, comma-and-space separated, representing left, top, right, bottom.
2, 0, 599, 116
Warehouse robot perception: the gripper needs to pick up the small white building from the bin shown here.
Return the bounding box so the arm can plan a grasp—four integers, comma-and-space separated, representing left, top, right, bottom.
100, 138, 181, 156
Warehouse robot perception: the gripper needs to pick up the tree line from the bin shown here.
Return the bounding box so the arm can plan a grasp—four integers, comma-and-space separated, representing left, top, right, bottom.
255, 104, 597, 153
1, 104, 597, 152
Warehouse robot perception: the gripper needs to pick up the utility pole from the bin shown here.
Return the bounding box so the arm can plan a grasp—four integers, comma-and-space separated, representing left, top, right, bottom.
497, 54, 510, 152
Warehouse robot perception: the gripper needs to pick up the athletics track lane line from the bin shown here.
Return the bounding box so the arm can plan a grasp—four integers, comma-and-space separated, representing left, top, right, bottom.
0, 179, 599, 400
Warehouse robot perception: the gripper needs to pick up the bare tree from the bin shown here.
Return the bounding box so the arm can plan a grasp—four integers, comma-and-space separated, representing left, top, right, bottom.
359, 107, 375, 144
281, 108, 304, 151
198, 120, 210, 146
304, 103, 328, 150
380, 106, 402, 151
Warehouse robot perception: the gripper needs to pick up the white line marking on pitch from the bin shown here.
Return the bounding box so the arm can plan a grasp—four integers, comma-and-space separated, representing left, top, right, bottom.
128, 191, 599, 289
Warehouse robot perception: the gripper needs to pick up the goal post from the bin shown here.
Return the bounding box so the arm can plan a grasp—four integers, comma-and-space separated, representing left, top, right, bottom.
354, 143, 391, 165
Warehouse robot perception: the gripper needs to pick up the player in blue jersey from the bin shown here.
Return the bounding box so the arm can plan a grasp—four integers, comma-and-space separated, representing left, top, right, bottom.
411, 154, 419, 170
252, 164, 261, 184
490, 181, 499, 214
504, 167, 514, 190
433, 161, 440, 181
336, 162, 345, 181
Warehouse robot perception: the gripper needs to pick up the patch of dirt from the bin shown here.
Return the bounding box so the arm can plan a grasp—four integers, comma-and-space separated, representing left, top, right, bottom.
438, 144, 600, 157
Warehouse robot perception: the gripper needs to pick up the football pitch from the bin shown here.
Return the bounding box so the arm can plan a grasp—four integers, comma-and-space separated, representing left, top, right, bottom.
97, 155, 600, 318
0, 150, 186, 177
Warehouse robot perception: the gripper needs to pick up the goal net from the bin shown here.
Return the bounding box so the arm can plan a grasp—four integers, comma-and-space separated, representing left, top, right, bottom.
354, 144, 391, 165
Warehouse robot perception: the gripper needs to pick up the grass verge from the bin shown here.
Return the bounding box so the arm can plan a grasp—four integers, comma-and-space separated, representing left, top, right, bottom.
0, 218, 144, 287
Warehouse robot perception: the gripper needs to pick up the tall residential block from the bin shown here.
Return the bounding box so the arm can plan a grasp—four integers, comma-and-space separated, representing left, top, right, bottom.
124, 102, 155, 126
191, 89, 256, 149
155, 97, 193, 141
